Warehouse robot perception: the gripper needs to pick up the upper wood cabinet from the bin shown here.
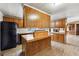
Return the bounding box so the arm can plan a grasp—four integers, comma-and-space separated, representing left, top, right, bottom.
55, 18, 66, 28
51, 18, 66, 28
55, 21, 59, 28
50, 21, 56, 28
23, 6, 50, 28
3, 16, 23, 28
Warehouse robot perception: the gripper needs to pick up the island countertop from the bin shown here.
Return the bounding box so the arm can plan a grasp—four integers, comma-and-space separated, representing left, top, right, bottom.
21, 34, 51, 56
21, 34, 51, 42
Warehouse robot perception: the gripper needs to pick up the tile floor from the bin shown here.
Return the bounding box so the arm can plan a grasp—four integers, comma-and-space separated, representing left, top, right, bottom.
66, 34, 79, 46
1, 41, 79, 56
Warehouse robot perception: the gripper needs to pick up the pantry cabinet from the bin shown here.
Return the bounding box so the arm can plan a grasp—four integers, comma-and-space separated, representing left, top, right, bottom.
23, 6, 50, 28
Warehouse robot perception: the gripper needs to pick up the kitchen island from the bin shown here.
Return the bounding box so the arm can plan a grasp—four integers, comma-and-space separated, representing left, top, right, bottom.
21, 34, 51, 56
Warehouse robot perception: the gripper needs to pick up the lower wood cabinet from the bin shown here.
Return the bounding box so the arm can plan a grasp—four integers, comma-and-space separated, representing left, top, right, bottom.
51, 34, 58, 41
22, 36, 51, 56
58, 34, 64, 43
51, 35, 54, 40
51, 34, 65, 43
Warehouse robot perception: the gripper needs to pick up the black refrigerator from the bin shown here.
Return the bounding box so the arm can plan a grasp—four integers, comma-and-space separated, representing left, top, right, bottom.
0, 21, 17, 51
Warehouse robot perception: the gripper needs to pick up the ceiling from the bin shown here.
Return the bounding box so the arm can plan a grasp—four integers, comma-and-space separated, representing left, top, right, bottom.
0, 3, 79, 20
0, 3, 23, 19
26, 3, 66, 15
0, 3, 66, 19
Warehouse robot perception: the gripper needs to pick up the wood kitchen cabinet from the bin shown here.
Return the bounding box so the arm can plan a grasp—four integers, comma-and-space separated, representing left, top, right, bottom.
55, 21, 59, 28
51, 34, 64, 43
55, 19, 66, 28
18, 20, 23, 28
59, 19, 65, 28
51, 18, 66, 28
3, 16, 23, 28
51, 21, 56, 28
58, 34, 64, 43
21, 35, 51, 56
3, 16, 14, 22
23, 6, 50, 28
34, 30, 48, 39
53, 34, 59, 41
51, 35, 54, 40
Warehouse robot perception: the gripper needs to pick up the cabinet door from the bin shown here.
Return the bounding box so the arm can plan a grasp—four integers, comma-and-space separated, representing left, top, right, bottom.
55, 21, 59, 28
55, 19, 65, 28
58, 34, 64, 43
18, 20, 23, 28
53, 34, 59, 41
51, 35, 54, 41
51, 21, 56, 28
3, 16, 23, 28
23, 6, 50, 28
59, 20, 65, 28
3, 16, 14, 22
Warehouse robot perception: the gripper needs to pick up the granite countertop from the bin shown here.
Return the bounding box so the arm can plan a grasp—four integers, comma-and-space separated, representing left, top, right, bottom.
17, 30, 34, 34
50, 32, 65, 34
21, 34, 50, 42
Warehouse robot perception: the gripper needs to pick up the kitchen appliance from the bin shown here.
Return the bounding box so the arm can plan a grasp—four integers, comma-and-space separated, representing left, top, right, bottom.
0, 21, 17, 51
53, 28, 60, 32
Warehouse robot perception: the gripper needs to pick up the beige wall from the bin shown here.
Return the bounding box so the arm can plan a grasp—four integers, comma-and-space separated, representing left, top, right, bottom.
0, 11, 3, 21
